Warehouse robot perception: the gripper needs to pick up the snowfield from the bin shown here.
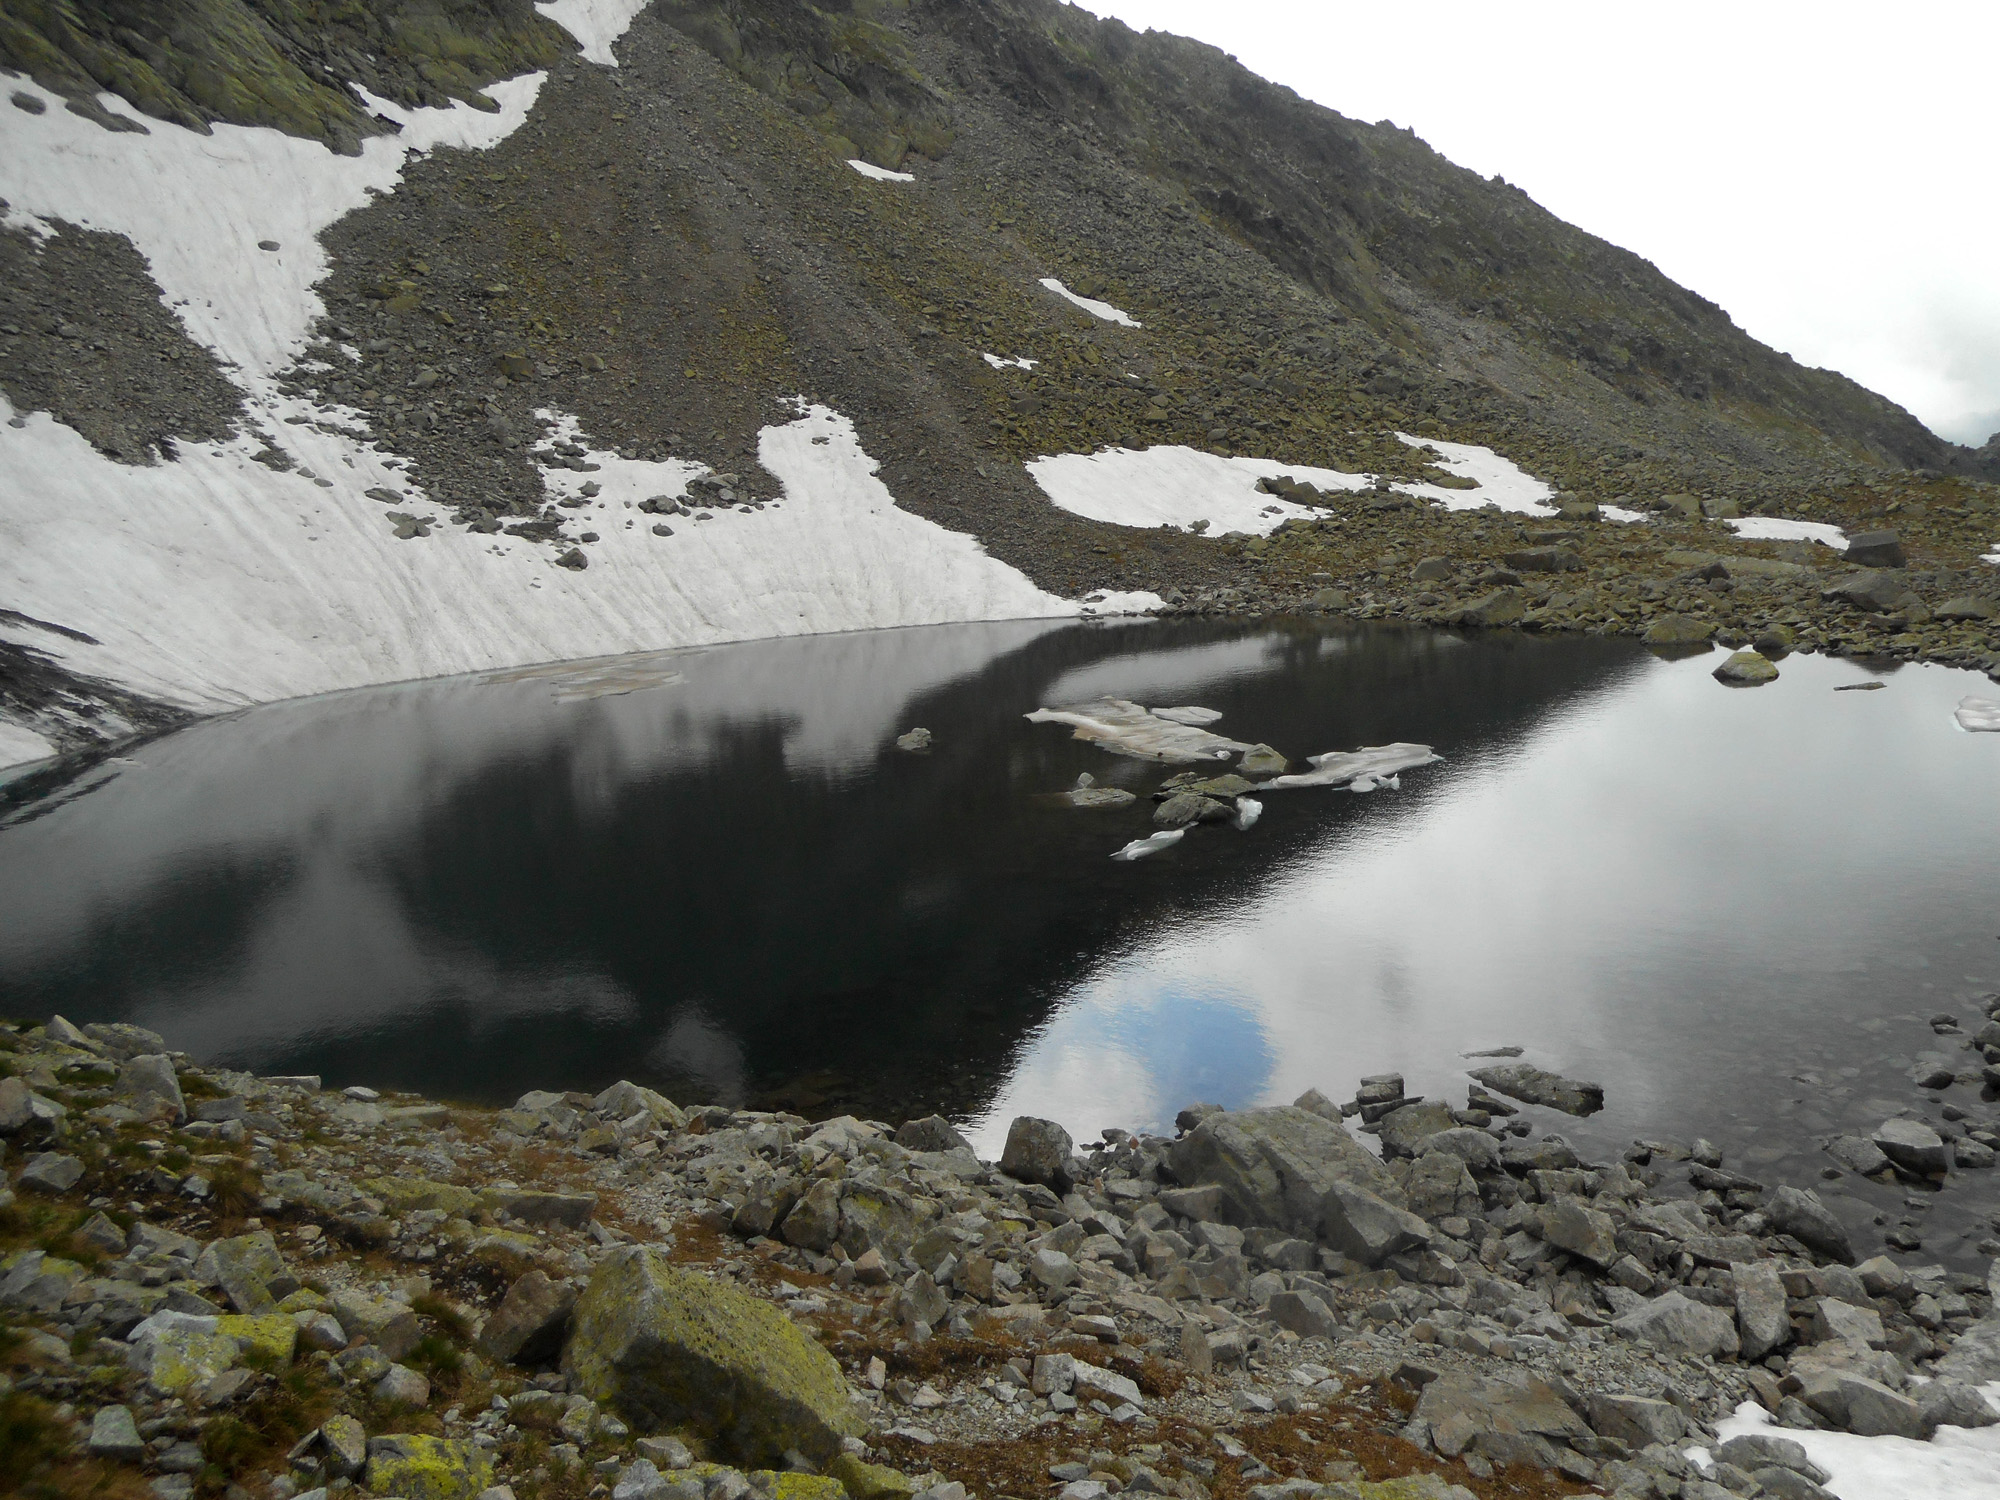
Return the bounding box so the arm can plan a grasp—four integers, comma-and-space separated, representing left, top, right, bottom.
848, 159, 915, 182
1026, 432, 1562, 538
1038, 277, 1143, 328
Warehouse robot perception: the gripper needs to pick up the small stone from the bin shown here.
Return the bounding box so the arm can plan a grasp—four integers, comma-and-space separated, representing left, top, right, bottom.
89, 1403, 145, 1460
258, 240, 280, 251
19, 1152, 84, 1193
12, 90, 48, 114
375, 1362, 431, 1406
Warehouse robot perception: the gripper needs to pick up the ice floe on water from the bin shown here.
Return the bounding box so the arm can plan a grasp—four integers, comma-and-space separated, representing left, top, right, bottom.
1702, 1398, 2000, 1500
1956, 697, 2000, 732
534, 0, 651, 65
1151, 706, 1224, 726
1726, 515, 1850, 549
1261, 743, 1443, 790
847, 159, 914, 182
1027, 437, 1566, 538
1111, 829, 1183, 861
1232, 797, 1262, 830
1026, 698, 1254, 764
1038, 277, 1142, 327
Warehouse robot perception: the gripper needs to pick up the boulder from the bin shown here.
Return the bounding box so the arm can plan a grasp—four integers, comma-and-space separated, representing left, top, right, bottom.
1824, 1135, 1890, 1176
1843, 530, 1905, 568
119, 1055, 186, 1123
193, 1231, 287, 1314
1586, 1393, 1685, 1448
1414, 1372, 1589, 1465
1823, 570, 1916, 612
328, 1288, 420, 1361
1809, 1299, 1886, 1350
1376, 1101, 1456, 1158
1000, 1117, 1075, 1192
1400, 1153, 1480, 1221
893, 1116, 971, 1154
1535, 1197, 1617, 1267
1918, 1379, 2000, 1434
1419, 1128, 1501, 1175
1465, 1064, 1603, 1116
364, 1435, 496, 1500
839, 1183, 927, 1261
478, 1270, 577, 1366
1713, 1434, 1829, 1485
1713, 650, 1779, 685
1165, 1105, 1400, 1241
1452, 588, 1524, 628
593, 1081, 685, 1131
18, 1152, 84, 1193
1936, 1314, 2000, 1385
1321, 1180, 1432, 1267
1763, 1186, 1854, 1263
1642, 613, 1714, 646
88, 1404, 145, 1460
482, 1187, 597, 1227
563, 1247, 864, 1465
1732, 1259, 1790, 1360
780, 1180, 842, 1254
1266, 1289, 1338, 1341
1611, 1291, 1739, 1358
1871, 1118, 1948, 1177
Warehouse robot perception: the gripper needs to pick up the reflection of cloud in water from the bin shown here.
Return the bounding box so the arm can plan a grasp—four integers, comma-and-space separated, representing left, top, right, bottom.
969, 982, 1273, 1156
647, 1010, 746, 1105
1040, 635, 1288, 712
124, 860, 639, 1068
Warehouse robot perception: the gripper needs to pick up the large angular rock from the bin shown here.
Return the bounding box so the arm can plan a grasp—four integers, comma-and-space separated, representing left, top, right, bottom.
1419, 1128, 1501, 1175
1824, 569, 1915, 611
593, 1081, 685, 1131
1918, 1379, 2000, 1434
88, 1404, 145, 1460
1376, 1101, 1456, 1158
1415, 1372, 1589, 1465
482, 1187, 596, 1227
1871, 1118, 1948, 1177
1266, 1289, 1338, 1341
780, 1179, 842, 1254
1611, 1291, 1739, 1358
1820, 1374, 1922, 1438
1763, 1185, 1854, 1263
1400, 1153, 1479, 1221
1713, 1434, 1829, 1485
1465, 1064, 1603, 1116
1000, 1117, 1075, 1192
18, 1152, 84, 1193
1586, 1393, 1685, 1449
839, 1182, 928, 1261
364, 1434, 496, 1500
1322, 1180, 1432, 1267
1732, 1259, 1790, 1360
563, 1247, 864, 1465
1535, 1197, 1616, 1267
193, 1231, 288, 1314
478, 1270, 576, 1366
1166, 1105, 1401, 1241
1936, 1314, 2000, 1384
1842, 531, 1905, 568
328, 1287, 420, 1361
1810, 1299, 1886, 1349
119, 1055, 186, 1123
893, 1116, 972, 1154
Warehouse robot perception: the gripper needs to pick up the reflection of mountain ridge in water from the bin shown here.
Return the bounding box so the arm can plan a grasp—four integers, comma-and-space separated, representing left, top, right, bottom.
0, 620, 1645, 1120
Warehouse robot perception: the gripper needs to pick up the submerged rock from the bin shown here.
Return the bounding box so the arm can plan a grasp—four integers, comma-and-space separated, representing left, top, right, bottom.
1464, 1063, 1603, 1117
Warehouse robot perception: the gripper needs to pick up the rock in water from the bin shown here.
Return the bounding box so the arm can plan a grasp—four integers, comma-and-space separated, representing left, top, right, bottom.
1713, 650, 1779, 685
1642, 613, 1714, 646
563, 1247, 863, 1466
894, 728, 932, 752
1464, 1064, 1604, 1116
1111, 829, 1182, 860
1762, 1185, 1855, 1264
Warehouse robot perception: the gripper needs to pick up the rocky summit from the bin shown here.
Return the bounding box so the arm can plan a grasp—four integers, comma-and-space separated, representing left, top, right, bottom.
6, 1015, 2000, 1500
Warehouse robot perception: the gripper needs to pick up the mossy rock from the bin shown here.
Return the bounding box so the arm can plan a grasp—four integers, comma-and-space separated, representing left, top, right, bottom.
829, 1453, 918, 1500
364, 1434, 496, 1500
216, 1312, 298, 1364
362, 1174, 484, 1217
562, 1247, 864, 1467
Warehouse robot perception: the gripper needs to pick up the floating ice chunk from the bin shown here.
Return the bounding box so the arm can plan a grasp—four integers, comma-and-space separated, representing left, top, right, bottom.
1232, 797, 1262, 831
1260, 743, 1441, 791
1956, 697, 2000, 732
1346, 773, 1401, 793
1111, 829, 1183, 861
848, 159, 915, 182
1152, 706, 1224, 726
1039, 278, 1142, 328
982, 353, 1038, 371
536, 0, 654, 65
1726, 516, 1849, 549
1026, 698, 1254, 764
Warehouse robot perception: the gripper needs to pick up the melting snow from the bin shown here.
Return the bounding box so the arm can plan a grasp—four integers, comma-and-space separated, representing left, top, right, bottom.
1152, 706, 1224, 726
1028, 439, 1564, 538
0, 722, 56, 769
1956, 697, 2000, 732
1726, 515, 1849, 549
1232, 797, 1262, 830
1111, 829, 1183, 861
1039, 278, 1142, 328
982, 353, 1038, 370
534, 0, 651, 65
1260, 743, 1442, 790
1702, 1398, 2000, 1500
848, 159, 915, 182
1026, 698, 1254, 763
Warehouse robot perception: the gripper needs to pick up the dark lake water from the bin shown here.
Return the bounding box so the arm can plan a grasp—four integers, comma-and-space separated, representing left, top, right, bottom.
4, 617, 1997, 1266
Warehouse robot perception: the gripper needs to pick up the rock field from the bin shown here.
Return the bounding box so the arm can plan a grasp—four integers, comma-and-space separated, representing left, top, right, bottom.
6, 1009, 2000, 1500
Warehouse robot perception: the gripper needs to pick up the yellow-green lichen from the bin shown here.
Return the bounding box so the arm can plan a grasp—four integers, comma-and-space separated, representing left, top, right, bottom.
363, 1434, 495, 1500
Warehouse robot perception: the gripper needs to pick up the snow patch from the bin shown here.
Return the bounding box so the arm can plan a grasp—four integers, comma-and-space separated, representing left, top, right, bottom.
1077, 589, 1166, 616
1726, 515, 1850, 549
1707, 1398, 2000, 1500
1260, 743, 1442, 791
1039, 277, 1141, 328
847, 159, 914, 182
1232, 797, 1262, 830
1393, 433, 1558, 514
0, 722, 56, 768
535, 0, 650, 65
1026, 698, 1254, 764
1111, 829, 1182, 861
1955, 696, 2000, 732
1152, 706, 1224, 726
982, 353, 1038, 370
1028, 440, 1564, 537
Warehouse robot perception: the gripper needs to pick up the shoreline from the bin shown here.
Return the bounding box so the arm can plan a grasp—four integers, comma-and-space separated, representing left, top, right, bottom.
5, 1015, 2000, 1500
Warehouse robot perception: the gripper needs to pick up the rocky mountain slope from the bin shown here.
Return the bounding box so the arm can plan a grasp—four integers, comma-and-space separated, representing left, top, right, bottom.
2, 0, 1998, 767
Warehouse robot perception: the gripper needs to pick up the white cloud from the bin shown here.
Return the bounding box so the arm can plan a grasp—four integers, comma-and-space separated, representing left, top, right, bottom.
1076, 1, 2000, 446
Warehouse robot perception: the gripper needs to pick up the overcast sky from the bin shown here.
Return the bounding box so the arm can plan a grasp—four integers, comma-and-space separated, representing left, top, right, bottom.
1074, 1, 2000, 448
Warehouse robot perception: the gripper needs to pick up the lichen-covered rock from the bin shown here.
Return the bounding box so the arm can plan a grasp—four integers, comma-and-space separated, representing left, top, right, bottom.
1167, 1105, 1403, 1241
1000, 1116, 1075, 1191
478, 1269, 577, 1365
362, 1175, 485, 1218
194, 1230, 288, 1313
829, 1453, 918, 1500
119, 1054, 186, 1122
365, 1434, 496, 1500
328, 1286, 420, 1360
563, 1246, 865, 1465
